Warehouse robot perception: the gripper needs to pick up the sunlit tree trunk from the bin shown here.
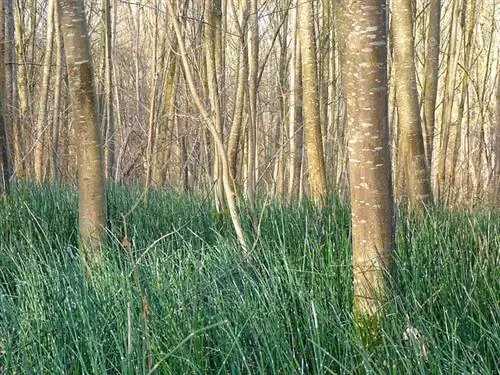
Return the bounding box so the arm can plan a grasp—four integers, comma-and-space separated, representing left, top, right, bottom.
340, 0, 394, 317
143, 0, 161, 199
102, 0, 115, 181
152, 48, 178, 186
287, 0, 304, 202
246, 0, 258, 203
422, 0, 440, 179
298, 0, 327, 206
437, 0, 461, 201
34, 0, 55, 183
494, 56, 500, 207
0, 0, 11, 195
50, 0, 63, 181
166, 0, 250, 257
392, 0, 432, 208
227, 17, 247, 186
60, 0, 106, 254
273, 15, 288, 199
205, 0, 224, 210
13, 0, 30, 177
449, 0, 476, 198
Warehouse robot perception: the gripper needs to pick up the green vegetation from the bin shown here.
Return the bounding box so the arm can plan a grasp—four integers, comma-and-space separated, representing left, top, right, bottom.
0, 184, 498, 374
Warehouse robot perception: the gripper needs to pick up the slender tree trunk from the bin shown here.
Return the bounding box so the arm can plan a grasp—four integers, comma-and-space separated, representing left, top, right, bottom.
166, 0, 250, 257
0, 0, 11, 195
340, 0, 395, 317
392, 0, 432, 208
246, 0, 258, 203
273, 17, 288, 199
422, 0, 440, 179
102, 0, 115, 181
287, 0, 304, 202
437, 0, 461, 201
227, 32, 246, 186
152, 48, 178, 186
13, 0, 30, 177
50, 0, 63, 181
60, 0, 106, 255
34, 0, 55, 183
449, 0, 476, 199
205, 0, 224, 210
143, 0, 160, 199
494, 51, 500, 207
298, 0, 328, 206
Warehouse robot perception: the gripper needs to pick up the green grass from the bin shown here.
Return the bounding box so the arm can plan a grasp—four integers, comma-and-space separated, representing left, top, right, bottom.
0, 184, 498, 374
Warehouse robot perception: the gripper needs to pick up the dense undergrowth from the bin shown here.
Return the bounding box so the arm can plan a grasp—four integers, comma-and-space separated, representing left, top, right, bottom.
0, 183, 498, 374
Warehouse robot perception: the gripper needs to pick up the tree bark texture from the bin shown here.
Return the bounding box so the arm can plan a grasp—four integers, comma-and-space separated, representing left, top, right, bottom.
422, 0, 441, 177
340, 0, 395, 316
392, 0, 432, 207
298, 0, 328, 206
60, 0, 106, 254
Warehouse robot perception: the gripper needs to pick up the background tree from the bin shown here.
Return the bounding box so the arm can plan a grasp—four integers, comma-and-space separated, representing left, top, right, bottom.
422, 0, 441, 178
298, 0, 328, 206
0, 0, 10, 195
60, 0, 106, 254
340, 0, 395, 316
0, 0, 496, 210
392, 0, 432, 208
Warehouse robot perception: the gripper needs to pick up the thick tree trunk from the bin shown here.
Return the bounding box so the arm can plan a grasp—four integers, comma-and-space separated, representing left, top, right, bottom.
340, 0, 395, 317
60, 0, 106, 255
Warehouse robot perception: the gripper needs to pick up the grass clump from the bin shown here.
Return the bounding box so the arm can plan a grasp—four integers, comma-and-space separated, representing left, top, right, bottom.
0, 184, 498, 373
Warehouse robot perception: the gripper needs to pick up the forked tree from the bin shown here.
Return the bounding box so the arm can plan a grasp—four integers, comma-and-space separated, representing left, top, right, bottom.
339, 0, 395, 317
59, 0, 106, 255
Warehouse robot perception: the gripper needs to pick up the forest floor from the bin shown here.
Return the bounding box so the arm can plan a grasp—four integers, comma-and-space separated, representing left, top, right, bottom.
0, 184, 498, 374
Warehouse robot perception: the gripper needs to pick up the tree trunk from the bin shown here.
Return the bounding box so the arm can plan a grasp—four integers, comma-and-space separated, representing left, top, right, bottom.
287, 0, 304, 203
166, 0, 250, 257
102, 0, 115, 181
392, 0, 432, 208
60, 0, 106, 255
205, 0, 225, 210
298, 0, 328, 206
50, 0, 63, 181
13, 0, 30, 178
437, 0, 461, 201
340, 0, 395, 317
494, 49, 500, 207
246, 0, 258, 204
0, 0, 11, 195
34, 0, 55, 183
422, 0, 441, 179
